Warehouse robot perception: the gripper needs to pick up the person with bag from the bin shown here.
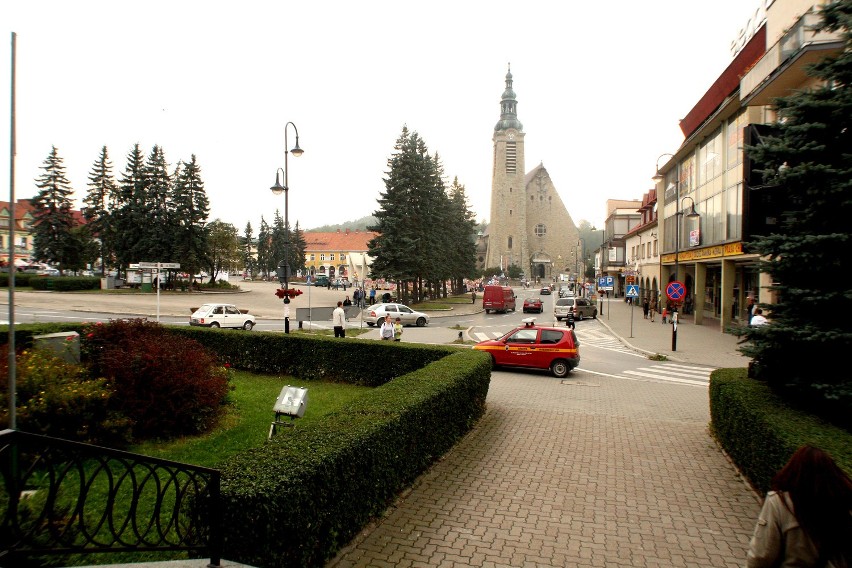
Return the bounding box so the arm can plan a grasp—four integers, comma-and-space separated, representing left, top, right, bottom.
379, 315, 395, 340
746, 445, 852, 567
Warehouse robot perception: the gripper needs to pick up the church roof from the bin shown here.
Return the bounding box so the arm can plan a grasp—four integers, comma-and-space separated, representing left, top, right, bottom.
494, 64, 523, 132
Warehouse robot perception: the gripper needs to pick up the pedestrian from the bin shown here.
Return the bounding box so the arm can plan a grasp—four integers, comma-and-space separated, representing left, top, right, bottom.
642, 297, 649, 319
661, 305, 668, 324
393, 317, 403, 342
352, 288, 361, 306
342, 295, 352, 306
566, 309, 575, 330
369, 287, 376, 305
332, 301, 346, 338
750, 308, 768, 327
380, 314, 395, 340
471, 289, 476, 304
746, 444, 852, 568
747, 296, 757, 324
649, 296, 657, 322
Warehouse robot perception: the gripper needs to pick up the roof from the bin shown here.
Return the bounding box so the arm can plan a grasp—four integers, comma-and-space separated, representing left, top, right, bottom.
303, 229, 378, 253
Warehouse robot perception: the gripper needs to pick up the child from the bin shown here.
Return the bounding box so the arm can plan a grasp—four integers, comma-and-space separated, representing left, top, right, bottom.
661, 306, 668, 324
393, 317, 403, 342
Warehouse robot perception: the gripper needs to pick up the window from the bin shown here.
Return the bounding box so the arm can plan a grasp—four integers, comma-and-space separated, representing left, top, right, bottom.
698, 128, 724, 185
310, 254, 315, 261
341, 253, 346, 261
540, 330, 563, 344
534, 224, 546, 237
507, 329, 537, 343
508, 236, 513, 249
505, 142, 517, 173
320, 254, 325, 261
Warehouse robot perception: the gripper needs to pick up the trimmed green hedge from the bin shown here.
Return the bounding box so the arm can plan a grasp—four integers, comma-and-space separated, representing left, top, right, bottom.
27, 276, 101, 291
709, 368, 852, 494
2, 323, 492, 567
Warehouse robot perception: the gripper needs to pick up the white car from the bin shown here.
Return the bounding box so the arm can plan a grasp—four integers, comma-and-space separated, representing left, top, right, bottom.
364, 303, 430, 327
189, 303, 256, 330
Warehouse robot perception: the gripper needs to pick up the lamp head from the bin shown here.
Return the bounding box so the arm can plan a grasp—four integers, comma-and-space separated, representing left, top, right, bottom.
652, 170, 664, 183
290, 138, 304, 157
270, 170, 286, 196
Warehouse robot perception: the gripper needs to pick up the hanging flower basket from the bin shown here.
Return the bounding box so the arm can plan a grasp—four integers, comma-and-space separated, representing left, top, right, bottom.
274, 288, 303, 299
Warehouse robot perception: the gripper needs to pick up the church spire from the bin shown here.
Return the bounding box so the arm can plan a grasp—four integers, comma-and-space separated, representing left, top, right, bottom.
494, 63, 523, 132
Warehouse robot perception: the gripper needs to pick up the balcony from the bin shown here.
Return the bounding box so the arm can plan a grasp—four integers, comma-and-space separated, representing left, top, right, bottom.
741, 11, 844, 106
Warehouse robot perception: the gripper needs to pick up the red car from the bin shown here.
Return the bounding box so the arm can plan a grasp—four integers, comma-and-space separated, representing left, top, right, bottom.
473, 318, 580, 378
523, 297, 543, 313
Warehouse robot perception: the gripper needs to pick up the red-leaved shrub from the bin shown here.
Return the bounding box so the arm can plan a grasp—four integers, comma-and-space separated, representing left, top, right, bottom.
83, 319, 230, 440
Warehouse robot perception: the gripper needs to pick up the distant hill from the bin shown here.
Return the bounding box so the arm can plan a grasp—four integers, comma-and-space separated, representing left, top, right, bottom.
307, 215, 377, 232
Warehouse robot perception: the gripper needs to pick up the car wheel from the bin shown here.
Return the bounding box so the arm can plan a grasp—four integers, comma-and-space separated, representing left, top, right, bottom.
592, 311, 598, 319
243, 321, 254, 331
366, 322, 375, 327
485, 309, 491, 314
416, 317, 427, 327
376, 318, 384, 327
550, 359, 571, 378
210, 322, 220, 328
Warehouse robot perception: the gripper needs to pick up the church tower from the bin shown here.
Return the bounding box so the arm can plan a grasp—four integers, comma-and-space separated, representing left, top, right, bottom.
484, 65, 528, 273
482, 66, 580, 283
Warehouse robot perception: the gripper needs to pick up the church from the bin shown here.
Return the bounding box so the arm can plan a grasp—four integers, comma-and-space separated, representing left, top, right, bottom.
478, 66, 581, 283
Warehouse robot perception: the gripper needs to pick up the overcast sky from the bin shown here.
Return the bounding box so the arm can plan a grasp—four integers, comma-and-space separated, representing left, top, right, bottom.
2, 1, 764, 233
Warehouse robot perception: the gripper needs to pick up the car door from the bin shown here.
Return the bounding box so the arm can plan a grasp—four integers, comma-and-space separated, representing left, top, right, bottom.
535, 329, 566, 368
224, 305, 242, 327
396, 305, 416, 325
500, 327, 540, 368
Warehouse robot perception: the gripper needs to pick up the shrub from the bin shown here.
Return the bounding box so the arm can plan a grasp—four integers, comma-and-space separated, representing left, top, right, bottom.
0, 347, 133, 446
82, 319, 231, 440
28, 276, 101, 291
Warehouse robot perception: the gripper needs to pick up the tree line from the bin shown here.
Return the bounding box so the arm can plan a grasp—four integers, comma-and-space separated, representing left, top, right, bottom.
29, 144, 307, 283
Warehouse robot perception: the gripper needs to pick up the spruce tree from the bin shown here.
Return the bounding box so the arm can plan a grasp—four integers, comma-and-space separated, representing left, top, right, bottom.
172, 155, 210, 279
243, 221, 254, 278
742, 0, 852, 426
84, 146, 118, 275
142, 145, 174, 262
114, 144, 147, 274
256, 217, 271, 279
31, 146, 77, 274
446, 176, 479, 293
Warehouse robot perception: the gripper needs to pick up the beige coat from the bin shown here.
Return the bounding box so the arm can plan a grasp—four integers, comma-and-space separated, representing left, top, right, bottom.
746, 490, 847, 568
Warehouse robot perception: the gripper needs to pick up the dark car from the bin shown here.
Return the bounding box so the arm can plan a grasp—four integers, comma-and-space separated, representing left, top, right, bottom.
523, 297, 543, 313
473, 318, 580, 378
539, 286, 552, 295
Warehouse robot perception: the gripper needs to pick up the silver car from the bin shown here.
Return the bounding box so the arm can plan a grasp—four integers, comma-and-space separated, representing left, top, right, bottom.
365, 303, 430, 327
554, 297, 597, 321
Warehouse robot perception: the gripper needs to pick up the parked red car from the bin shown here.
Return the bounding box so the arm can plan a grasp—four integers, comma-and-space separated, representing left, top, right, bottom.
473, 318, 580, 378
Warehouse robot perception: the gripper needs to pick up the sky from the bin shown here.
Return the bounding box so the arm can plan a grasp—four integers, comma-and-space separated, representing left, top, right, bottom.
1, 0, 766, 233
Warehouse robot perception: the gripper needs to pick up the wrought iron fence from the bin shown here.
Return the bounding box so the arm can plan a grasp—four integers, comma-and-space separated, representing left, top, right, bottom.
0, 429, 222, 566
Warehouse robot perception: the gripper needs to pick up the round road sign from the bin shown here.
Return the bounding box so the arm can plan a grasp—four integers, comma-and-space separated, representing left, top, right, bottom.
666, 281, 686, 303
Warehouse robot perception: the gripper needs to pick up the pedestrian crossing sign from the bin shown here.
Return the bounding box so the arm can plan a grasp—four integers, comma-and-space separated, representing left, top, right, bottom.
626, 284, 639, 298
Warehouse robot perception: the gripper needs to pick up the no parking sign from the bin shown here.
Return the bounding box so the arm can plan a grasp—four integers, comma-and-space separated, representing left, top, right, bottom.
666, 281, 686, 304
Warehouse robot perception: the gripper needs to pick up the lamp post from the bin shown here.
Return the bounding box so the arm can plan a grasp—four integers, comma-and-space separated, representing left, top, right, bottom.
270, 121, 304, 334
591, 226, 605, 316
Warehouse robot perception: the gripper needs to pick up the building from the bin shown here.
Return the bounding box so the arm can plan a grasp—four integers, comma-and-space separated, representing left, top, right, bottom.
624, 190, 660, 306
480, 66, 581, 283
302, 228, 378, 284
651, 0, 842, 330
595, 200, 642, 298
0, 199, 37, 266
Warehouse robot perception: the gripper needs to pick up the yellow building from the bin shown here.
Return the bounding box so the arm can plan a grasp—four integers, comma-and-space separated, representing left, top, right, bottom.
302, 229, 378, 285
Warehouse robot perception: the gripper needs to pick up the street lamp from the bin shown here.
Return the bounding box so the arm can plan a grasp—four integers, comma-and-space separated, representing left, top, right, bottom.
270, 121, 304, 333
591, 226, 606, 315
667, 196, 699, 351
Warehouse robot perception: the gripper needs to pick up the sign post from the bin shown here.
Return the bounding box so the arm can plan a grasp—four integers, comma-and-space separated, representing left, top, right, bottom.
665, 280, 686, 351
626, 284, 639, 338
138, 262, 181, 322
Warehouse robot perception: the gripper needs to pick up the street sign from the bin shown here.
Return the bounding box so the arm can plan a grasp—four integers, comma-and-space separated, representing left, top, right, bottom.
666, 280, 686, 303
597, 276, 614, 291
137, 262, 181, 269
626, 284, 639, 298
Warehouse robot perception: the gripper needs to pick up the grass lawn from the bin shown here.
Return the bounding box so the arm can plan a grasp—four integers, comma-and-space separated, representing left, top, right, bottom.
131, 370, 372, 468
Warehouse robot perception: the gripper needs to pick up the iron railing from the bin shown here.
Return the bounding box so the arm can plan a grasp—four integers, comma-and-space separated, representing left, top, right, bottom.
0, 429, 222, 566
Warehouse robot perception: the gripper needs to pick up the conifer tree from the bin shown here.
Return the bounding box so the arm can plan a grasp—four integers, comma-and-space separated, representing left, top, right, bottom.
446, 176, 479, 292
742, 0, 852, 426
113, 144, 147, 274
172, 155, 210, 279
243, 221, 254, 277
31, 146, 77, 273
256, 217, 271, 279
142, 145, 174, 262
84, 146, 118, 275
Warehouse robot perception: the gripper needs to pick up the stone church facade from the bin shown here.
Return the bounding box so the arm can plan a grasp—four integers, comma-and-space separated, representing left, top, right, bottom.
479, 67, 581, 282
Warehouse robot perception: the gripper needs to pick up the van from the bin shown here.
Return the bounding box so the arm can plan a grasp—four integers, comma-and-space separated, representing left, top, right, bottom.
483, 285, 516, 314
554, 297, 597, 321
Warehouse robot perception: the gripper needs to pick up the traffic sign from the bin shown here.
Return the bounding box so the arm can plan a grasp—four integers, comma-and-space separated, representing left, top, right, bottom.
137, 262, 181, 269
666, 280, 686, 303
626, 284, 639, 298
597, 276, 614, 291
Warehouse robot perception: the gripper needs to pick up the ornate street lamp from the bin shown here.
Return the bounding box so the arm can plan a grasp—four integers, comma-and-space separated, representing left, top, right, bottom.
270, 121, 304, 333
